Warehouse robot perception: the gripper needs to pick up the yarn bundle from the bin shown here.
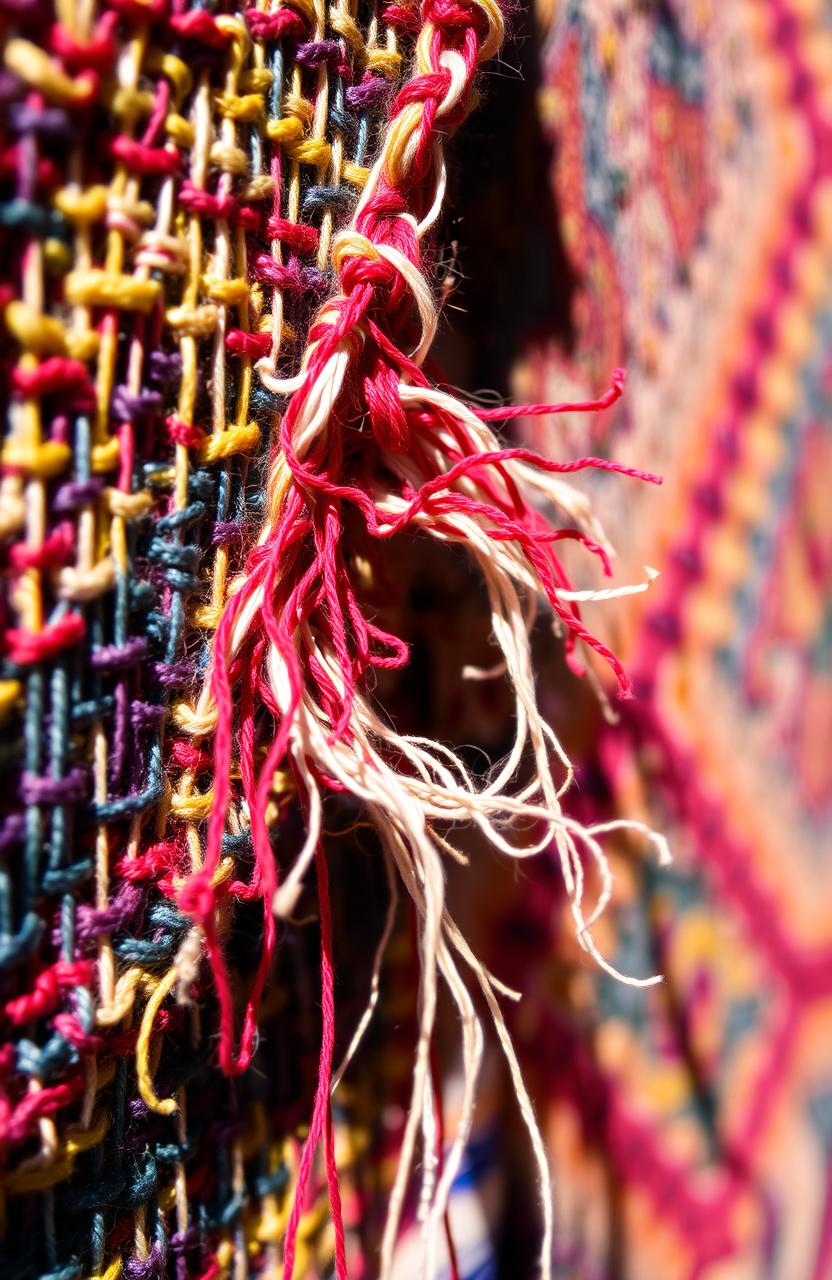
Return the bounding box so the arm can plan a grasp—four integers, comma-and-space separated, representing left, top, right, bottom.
0, 0, 662, 1276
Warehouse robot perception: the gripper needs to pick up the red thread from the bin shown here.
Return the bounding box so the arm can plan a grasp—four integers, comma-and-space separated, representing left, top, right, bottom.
475, 368, 627, 419
282, 845, 346, 1280
111, 135, 180, 176
165, 416, 206, 450
169, 9, 231, 48
225, 329, 273, 360
51, 1014, 102, 1054
381, 1, 421, 33
253, 254, 322, 295
49, 15, 118, 73
4, 614, 85, 665
4, 961, 94, 1025
114, 842, 179, 882
265, 217, 319, 255
103, 0, 168, 22
11, 356, 95, 407
181, 0, 662, 1099
245, 8, 308, 40
179, 181, 261, 231
7, 522, 74, 572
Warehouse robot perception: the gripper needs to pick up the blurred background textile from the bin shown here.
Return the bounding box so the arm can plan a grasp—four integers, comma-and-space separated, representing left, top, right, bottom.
429, 0, 832, 1275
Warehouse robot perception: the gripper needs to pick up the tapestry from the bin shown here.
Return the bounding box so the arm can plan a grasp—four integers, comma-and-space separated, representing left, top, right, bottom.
493, 1, 832, 1276
1, 0, 829, 1278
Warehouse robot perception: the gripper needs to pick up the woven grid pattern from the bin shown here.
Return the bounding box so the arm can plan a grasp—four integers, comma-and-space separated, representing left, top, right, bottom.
0, 4, 412, 1276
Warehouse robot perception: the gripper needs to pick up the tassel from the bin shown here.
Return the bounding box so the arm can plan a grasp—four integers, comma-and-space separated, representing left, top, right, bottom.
176, 0, 671, 1275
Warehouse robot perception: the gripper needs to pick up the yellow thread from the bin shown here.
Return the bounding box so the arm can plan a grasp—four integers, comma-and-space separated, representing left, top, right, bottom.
240, 173, 275, 201
166, 304, 218, 336
366, 48, 402, 76
136, 967, 179, 1116
65, 331, 101, 361
85, 1257, 123, 1280
0, 680, 22, 721
197, 424, 261, 462
209, 141, 249, 174
3, 1112, 110, 1193
265, 116, 305, 145
341, 161, 370, 188
4, 39, 94, 105
283, 91, 315, 126
165, 113, 195, 147
171, 701, 219, 736
1, 441, 72, 479
240, 68, 272, 93
215, 12, 250, 52
145, 51, 193, 102
44, 240, 71, 274
90, 439, 122, 474
285, 137, 331, 167
169, 789, 214, 820
329, 10, 363, 55
216, 1241, 235, 1272
158, 1181, 177, 1214
96, 966, 145, 1026
216, 92, 265, 122
191, 603, 224, 629
65, 271, 161, 313
202, 276, 250, 305
54, 185, 109, 225
105, 488, 155, 519
5, 303, 67, 355
111, 86, 156, 119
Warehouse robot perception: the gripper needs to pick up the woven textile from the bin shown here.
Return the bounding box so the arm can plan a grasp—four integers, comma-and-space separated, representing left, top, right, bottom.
495, 1, 832, 1276
0, 4, 418, 1277
3, 0, 642, 1275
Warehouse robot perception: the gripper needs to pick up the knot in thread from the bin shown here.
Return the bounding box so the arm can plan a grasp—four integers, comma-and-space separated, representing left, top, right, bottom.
333, 230, 399, 298
177, 872, 216, 922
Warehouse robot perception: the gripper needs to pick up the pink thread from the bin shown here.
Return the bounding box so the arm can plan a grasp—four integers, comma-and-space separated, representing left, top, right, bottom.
3, 614, 85, 665
169, 9, 232, 48
4, 961, 94, 1025
245, 8, 309, 40
266, 216, 320, 255
225, 329, 273, 359
179, 181, 261, 231
111, 135, 180, 177
114, 842, 179, 883
49, 14, 117, 73
7, 522, 74, 572
475, 367, 627, 419
11, 356, 95, 407
282, 844, 346, 1280
165, 416, 206, 450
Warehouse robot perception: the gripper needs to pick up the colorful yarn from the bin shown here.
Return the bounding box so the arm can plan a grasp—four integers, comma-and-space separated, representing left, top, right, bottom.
0, 0, 668, 1275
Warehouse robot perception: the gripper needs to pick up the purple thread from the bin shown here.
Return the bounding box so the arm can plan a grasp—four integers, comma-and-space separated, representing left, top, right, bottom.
296, 38, 341, 68
8, 103, 71, 138
69, 882, 144, 941
154, 660, 197, 687
148, 351, 183, 383
111, 386, 163, 422
112, 679, 128, 786
346, 76, 390, 109
0, 813, 25, 851
21, 769, 87, 806
211, 521, 245, 547
90, 637, 147, 671
131, 701, 167, 729
53, 479, 104, 511
123, 1244, 166, 1280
